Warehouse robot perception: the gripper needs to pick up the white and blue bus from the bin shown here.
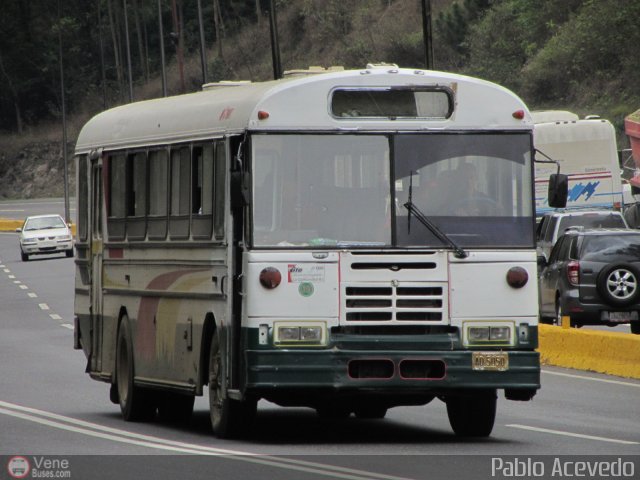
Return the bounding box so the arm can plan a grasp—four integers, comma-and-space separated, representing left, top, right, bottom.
73, 64, 565, 438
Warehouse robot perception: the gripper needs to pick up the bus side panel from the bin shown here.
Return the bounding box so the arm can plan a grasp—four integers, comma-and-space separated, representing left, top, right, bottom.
101, 254, 227, 391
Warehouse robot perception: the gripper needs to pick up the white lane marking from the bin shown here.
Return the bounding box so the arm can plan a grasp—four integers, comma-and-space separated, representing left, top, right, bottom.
0, 402, 414, 480
3, 269, 10, 273
61, 324, 74, 330
50, 314, 62, 320
506, 424, 639, 445
19, 285, 28, 290
542, 369, 640, 388
38, 303, 50, 311
28, 292, 37, 298
13, 281, 21, 284
8, 275, 15, 279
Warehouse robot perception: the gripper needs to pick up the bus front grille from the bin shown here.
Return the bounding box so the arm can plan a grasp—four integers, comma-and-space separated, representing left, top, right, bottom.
343, 284, 446, 323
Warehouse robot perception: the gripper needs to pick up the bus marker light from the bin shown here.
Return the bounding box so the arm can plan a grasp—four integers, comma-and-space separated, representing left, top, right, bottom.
259, 267, 282, 289
259, 324, 269, 345
512, 109, 525, 120
518, 324, 530, 343
506, 266, 528, 288
257, 110, 270, 120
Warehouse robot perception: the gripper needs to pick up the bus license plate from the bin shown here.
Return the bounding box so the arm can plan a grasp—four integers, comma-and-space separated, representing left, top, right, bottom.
472, 352, 509, 371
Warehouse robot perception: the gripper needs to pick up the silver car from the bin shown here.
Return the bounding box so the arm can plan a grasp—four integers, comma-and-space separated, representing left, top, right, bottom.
16, 214, 74, 261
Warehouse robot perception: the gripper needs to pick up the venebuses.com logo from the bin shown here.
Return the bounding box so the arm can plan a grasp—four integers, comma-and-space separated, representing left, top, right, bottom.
7, 456, 30, 479
6, 456, 71, 479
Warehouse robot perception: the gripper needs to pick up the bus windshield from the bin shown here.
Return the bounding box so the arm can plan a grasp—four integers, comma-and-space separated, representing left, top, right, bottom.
251, 133, 533, 248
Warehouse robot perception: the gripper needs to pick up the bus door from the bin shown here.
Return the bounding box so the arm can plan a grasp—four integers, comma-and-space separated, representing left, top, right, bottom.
89, 160, 104, 372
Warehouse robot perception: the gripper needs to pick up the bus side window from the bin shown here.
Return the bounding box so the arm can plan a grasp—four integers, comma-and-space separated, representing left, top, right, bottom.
107, 153, 126, 240
127, 151, 147, 240
192, 144, 214, 239
77, 155, 88, 242
148, 149, 168, 240
169, 146, 191, 239
213, 141, 226, 240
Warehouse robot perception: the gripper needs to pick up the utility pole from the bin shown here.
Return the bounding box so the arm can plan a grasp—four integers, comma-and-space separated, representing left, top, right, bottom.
171, 0, 185, 92
98, 2, 108, 109
158, 0, 167, 96
57, 0, 70, 224
268, 0, 282, 79
421, 0, 434, 70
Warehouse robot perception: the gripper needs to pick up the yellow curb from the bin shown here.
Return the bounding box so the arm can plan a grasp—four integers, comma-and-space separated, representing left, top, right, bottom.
0, 219, 23, 231
539, 324, 640, 379
0, 218, 76, 235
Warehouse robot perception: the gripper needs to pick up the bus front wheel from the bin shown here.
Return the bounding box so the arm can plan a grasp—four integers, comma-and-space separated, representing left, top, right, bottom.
445, 390, 496, 437
116, 317, 156, 421
208, 333, 256, 438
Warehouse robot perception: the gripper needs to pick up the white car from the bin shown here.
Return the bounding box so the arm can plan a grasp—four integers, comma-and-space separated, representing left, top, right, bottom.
16, 214, 74, 261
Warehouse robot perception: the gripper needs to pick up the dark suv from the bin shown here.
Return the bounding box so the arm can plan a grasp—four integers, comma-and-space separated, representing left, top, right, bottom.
538, 228, 640, 334
536, 209, 628, 262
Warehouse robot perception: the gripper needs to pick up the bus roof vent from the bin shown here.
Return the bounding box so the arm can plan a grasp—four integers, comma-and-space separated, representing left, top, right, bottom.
202, 80, 252, 91
531, 110, 579, 124
283, 66, 345, 77
366, 62, 399, 70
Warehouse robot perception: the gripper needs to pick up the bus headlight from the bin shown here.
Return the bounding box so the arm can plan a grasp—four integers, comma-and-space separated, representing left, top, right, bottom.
278, 327, 300, 341
274, 322, 326, 346
469, 327, 490, 341
300, 326, 322, 341
490, 326, 511, 341
464, 322, 514, 346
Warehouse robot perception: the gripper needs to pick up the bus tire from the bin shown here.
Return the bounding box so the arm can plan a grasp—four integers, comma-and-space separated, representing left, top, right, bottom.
116, 317, 156, 422
208, 333, 256, 438
445, 390, 496, 437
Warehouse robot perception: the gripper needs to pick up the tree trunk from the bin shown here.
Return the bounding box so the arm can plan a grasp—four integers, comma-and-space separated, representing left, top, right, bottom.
212, 0, 224, 58
132, 0, 149, 81
171, 0, 185, 92
107, 0, 124, 97
0, 52, 24, 134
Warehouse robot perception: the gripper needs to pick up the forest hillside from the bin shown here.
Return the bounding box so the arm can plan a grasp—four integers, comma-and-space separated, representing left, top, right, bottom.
1, 0, 639, 198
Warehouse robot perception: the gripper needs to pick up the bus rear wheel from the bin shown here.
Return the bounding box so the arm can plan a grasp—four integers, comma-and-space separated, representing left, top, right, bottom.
445, 390, 496, 437
116, 317, 156, 421
208, 333, 256, 438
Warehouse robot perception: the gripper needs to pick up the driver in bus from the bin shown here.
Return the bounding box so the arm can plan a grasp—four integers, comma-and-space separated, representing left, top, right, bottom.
452, 162, 500, 216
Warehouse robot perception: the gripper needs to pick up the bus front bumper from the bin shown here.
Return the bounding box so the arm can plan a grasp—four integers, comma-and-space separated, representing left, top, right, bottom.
244, 349, 540, 393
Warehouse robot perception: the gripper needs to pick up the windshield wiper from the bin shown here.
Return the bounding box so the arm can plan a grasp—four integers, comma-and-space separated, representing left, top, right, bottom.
403, 171, 468, 259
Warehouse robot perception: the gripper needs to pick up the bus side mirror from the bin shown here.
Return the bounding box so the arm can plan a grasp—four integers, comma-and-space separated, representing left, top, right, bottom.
537, 254, 548, 270
548, 173, 568, 208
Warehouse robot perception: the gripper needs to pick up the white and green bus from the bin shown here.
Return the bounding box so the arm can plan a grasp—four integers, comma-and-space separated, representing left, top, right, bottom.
73, 64, 566, 438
